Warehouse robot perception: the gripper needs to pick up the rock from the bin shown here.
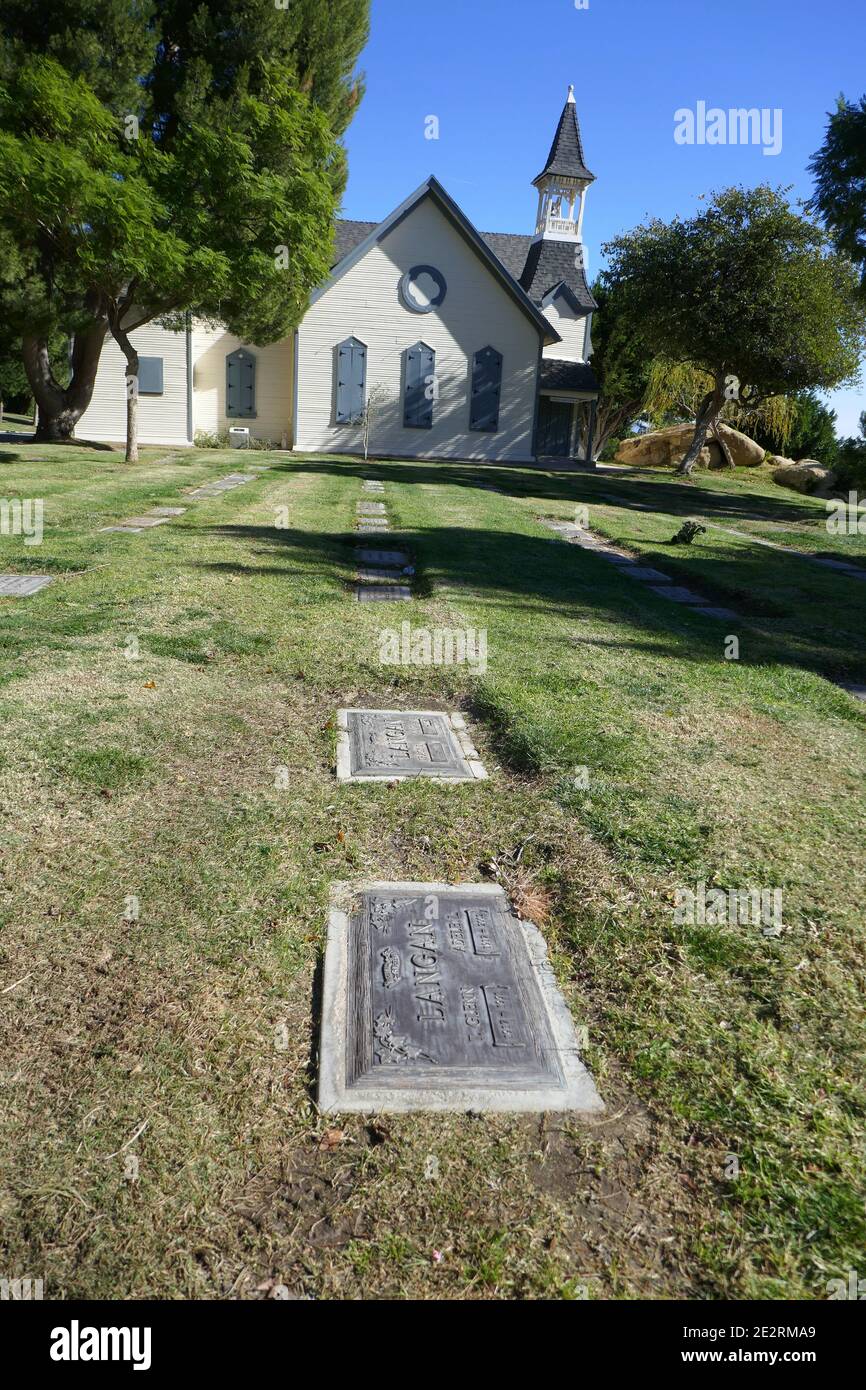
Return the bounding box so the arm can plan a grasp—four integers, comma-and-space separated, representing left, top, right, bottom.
615, 421, 764, 470
772, 461, 837, 494
714, 423, 766, 468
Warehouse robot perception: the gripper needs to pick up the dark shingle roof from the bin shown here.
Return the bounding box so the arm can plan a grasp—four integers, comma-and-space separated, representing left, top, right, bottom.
540, 359, 599, 393
333, 219, 377, 265
534, 94, 595, 185
519, 239, 597, 310
332, 219, 531, 286
478, 231, 532, 283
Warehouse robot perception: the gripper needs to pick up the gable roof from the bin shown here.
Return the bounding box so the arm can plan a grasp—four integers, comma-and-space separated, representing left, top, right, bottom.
534, 90, 595, 186
334, 221, 532, 291
321, 177, 560, 344
520, 239, 597, 311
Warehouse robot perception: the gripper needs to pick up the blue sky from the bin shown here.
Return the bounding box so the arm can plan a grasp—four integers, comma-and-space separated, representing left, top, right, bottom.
341, 0, 866, 436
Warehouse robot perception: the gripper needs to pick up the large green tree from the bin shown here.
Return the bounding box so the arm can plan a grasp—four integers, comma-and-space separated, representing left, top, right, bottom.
601, 186, 865, 474
586, 278, 650, 461
0, 0, 370, 456
810, 93, 866, 299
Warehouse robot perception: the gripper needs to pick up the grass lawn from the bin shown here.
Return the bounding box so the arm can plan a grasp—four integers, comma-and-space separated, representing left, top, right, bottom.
0, 442, 864, 1300
0, 411, 36, 434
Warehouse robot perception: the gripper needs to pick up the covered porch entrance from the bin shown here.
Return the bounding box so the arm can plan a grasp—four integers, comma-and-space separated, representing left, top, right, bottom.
535, 392, 598, 463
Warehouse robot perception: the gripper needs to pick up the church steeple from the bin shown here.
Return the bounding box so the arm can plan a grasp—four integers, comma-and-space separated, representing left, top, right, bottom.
520, 85, 597, 313
532, 85, 594, 243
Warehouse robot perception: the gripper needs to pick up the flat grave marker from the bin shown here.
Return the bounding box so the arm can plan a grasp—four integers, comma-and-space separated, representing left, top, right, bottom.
355, 584, 410, 602
0, 575, 53, 597
648, 585, 705, 605
355, 548, 412, 568
319, 881, 603, 1114
357, 566, 408, 582
336, 709, 486, 782
617, 565, 674, 583
692, 605, 738, 620
188, 473, 255, 499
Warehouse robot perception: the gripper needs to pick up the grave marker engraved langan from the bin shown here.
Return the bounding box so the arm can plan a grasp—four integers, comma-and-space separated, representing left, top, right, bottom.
336, 708, 487, 782
318, 882, 604, 1113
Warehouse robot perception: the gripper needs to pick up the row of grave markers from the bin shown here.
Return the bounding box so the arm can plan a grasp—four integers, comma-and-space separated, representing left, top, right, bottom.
319, 479, 604, 1115
354, 478, 413, 602
0, 468, 267, 596
540, 511, 866, 701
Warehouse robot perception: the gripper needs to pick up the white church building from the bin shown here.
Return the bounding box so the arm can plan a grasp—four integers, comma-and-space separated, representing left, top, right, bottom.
79, 88, 600, 464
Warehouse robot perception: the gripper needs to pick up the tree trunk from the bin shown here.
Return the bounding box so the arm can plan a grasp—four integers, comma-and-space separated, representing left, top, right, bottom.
23, 320, 108, 442
108, 314, 140, 463
125, 366, 139, 462
591, 399, 645, 464
711, 419, 735, 469
676, 386, 720, 476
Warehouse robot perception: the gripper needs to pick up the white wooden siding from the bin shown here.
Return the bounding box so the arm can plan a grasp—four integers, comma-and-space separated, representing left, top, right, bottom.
77, 320, 190, 446
191, 324, 293, 444
294, 196, 541, 461
541, 297, 588, 362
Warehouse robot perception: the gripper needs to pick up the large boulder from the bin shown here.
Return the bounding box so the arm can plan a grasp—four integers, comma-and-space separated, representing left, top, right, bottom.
615, 421, 763, 470
772, 460, 837, 493
714, 422, 766, 468
615, 424, 709, 468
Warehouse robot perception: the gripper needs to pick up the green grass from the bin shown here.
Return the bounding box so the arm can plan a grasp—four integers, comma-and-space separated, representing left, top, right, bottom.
0, 443, 863, 1300
0, 410, 35, 434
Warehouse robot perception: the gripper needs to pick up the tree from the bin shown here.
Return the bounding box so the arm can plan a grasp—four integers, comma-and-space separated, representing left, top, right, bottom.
810, 93, 866, 298
836, 411, 866, 490
360, 382, 390, 461
586, 278, 650, 460
601, 186, 866, 474
0, 0, 370, 457
736, 388, 839, 464
0, 324, 28, 421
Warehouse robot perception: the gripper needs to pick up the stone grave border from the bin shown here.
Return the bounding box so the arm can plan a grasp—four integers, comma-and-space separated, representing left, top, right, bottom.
318, 879, 604, 1115
335, 708, 488, 783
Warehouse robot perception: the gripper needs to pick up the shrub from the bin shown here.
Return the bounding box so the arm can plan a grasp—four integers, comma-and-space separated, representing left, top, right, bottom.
193, 429, 230, 449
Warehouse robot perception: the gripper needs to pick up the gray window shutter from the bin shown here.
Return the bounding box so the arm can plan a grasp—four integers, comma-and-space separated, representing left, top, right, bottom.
226, 348, 256, 418
404, 342, 435, 429
137, 356, 164, 395
469, 346, 502, 432
335, 337, 367, 424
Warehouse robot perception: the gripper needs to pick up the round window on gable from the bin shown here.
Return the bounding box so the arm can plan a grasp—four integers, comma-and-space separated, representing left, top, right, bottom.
399, 265, 447, 314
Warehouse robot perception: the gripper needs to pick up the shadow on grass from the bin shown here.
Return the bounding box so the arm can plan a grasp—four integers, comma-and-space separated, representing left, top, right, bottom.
197, 521, 866, 687
262, 453, 825, 526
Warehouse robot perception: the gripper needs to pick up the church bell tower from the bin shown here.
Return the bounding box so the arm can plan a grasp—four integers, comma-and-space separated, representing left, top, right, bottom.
532, 85, 595, 250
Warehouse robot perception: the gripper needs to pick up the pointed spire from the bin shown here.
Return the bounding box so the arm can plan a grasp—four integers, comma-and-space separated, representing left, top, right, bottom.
533, 88, 594, 186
